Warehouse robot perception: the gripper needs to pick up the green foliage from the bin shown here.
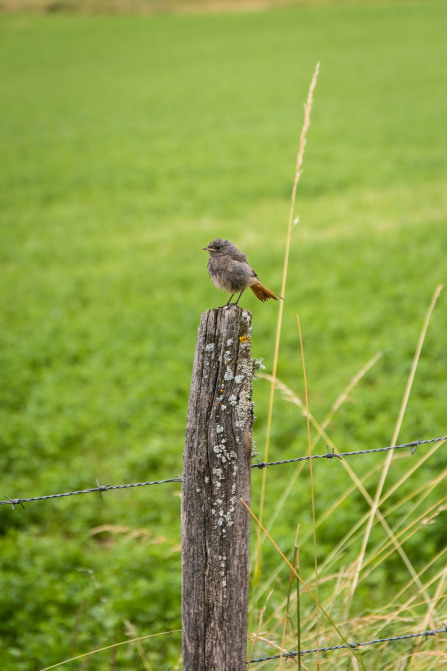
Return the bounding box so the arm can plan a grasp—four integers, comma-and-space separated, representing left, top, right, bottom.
0, 1, 446, 667
0, 532, 181, 669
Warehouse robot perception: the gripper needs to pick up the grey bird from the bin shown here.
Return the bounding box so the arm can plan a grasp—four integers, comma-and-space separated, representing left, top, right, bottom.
203, 238, 282, 307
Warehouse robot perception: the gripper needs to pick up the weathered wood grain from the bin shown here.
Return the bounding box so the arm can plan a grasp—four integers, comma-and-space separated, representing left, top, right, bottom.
182, 305, 253, 670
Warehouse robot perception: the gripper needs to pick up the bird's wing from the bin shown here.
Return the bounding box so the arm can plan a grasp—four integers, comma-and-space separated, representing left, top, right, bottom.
230, 259, 257, 280
230, 247, 248, 263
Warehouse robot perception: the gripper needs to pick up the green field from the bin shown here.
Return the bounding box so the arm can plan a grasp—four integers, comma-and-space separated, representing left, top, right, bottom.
1, 2, 446, 668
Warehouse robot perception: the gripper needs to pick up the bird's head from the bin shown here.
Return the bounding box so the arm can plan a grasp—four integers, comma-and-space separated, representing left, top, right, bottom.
202, 239, 232, 255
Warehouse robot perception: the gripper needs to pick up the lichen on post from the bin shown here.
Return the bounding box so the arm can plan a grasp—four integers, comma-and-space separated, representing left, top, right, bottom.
182, 305, 253, 671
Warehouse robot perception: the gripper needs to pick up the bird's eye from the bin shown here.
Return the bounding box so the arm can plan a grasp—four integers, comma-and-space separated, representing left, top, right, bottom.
215, 244, 221, 250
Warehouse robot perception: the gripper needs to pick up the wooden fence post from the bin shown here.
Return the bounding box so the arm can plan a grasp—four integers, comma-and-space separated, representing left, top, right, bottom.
182, 305, 253, 670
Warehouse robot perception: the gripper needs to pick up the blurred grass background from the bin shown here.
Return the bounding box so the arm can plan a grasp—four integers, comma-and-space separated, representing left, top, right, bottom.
0, 1, 446, 668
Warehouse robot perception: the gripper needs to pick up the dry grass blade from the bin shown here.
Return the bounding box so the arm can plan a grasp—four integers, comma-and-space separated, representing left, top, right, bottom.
388, 545, 447, 615
347, 284, 443, 613
297, 314, 320, 667
39, 630, 181, 670
279, 510, 301, 669
248, 589, 274, 662
360, 496, 446, 578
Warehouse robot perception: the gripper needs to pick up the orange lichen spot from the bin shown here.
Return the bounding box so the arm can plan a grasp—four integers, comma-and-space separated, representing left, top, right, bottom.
239, 334, 250, 344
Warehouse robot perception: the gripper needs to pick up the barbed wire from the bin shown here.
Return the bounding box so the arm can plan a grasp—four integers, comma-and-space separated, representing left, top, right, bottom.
0, 477, 182, 509
251, 435, 447, 469
247, 624, 447, 663
1, 435, 445, 508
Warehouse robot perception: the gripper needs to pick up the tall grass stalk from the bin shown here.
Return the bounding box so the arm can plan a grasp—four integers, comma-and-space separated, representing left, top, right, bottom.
254, 62, 320, 582
294, 525, 302, 670
297, 314, 320, 667
278, 526, 301, 669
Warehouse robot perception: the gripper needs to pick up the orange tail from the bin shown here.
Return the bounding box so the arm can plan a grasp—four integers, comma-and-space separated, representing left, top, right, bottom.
250, 280, 283, 302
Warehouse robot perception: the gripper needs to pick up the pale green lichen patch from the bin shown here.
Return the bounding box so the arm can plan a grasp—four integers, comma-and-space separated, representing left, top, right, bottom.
224, 367, 234, 381
235, 386, 254, 428
237, 355, 253, 381
210, 431, 239, 536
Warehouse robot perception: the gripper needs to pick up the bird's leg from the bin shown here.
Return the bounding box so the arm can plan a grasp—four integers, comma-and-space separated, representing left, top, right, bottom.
219, 294, 234, 308
234, 289, 245, 306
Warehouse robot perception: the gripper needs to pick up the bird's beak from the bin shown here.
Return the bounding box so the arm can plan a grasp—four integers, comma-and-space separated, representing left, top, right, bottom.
203, 246, 213, 251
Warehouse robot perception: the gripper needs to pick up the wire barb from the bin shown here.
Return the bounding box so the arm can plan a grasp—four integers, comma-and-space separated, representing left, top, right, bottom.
96, 479, 106, 501
324, 445, 342, 460
4, 496, 25, 510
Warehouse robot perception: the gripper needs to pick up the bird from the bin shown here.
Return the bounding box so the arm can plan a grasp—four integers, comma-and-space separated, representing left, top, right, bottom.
203, 238, 282, 307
